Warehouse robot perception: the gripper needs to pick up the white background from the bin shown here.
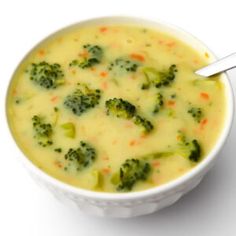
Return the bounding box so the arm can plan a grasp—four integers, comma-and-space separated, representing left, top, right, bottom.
0, 0, 236, 235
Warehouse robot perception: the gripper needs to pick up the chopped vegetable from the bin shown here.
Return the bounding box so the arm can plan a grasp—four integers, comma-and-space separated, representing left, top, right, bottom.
64, 83, 101, 116
105, 98, 136, 119
29, 61, 65, 89
133, 115, 154, 134
32, 115, 53, 147
69, 44, 103, 69
188, 107, 203, 123
153, 92, 164, 114
177, 132, 201, 162
61, 122, 76, 138
115, 158, 151, 191
142, 64, 177, 89
64, 141, 96, 171
108, 58, 139, 73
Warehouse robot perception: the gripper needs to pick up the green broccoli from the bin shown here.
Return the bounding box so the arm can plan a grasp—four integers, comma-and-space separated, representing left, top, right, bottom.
188, 107, 203, 123
133, 115, 154, 134
142, 64, 177, 89
108, 58, 139, 73
64, 141, 96, 171
105, 98, 136, 119
29, 61, 65, 89
115, 159, 151, 191
178, 132, 201, 162
64, 83, 101, 116
69, 44, 103, 68
32, 115, 53, 147
153, 92, 164, 114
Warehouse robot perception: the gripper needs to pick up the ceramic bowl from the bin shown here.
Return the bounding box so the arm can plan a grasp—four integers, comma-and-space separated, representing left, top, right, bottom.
5, 16, 234, 218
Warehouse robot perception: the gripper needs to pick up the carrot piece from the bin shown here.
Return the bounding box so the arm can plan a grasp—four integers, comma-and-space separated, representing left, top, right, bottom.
129, 140, 137, 146
166, 41, 176, 48
200, 92, 210, 100
38, 49, 45, 56
54, 161, 63, 168
200, 118, 208, 129
100, 71, 108, 77
51, 96, 59, 103
152, 161, 160, 168
130, 53, 145, 62
167, 100, 176, 106
102, 167, 111, 175
100, 27, 108, 33
101, 81, 108, 90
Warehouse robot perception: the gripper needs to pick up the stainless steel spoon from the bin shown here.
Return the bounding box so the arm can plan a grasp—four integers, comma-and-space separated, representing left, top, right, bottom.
195, 53, 236, 77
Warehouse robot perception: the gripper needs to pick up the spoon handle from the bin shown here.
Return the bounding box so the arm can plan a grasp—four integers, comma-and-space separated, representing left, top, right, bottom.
195, 52, 236, 77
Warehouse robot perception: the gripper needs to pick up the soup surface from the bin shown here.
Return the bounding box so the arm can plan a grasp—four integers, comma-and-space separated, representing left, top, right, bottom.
7, 23, 226, 192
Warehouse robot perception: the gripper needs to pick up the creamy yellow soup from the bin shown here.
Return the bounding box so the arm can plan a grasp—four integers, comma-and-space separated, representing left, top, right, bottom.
7, 24, 226, 193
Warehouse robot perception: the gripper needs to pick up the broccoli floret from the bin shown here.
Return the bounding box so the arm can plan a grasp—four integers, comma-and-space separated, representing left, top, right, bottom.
153, 92, 164, 114
32, 115, 53, 147
64, 84, 101, 116
142, 64, 177, 89
133, 115, 154, 134
105, 98, 136, 119
29, 61, 64, 89
188, 107, 203, 123
116, 159, 151, 191
108, 58, 139, 73
178, 133, 201, 162
64, 141, 96, 171
69, 44, 103, 69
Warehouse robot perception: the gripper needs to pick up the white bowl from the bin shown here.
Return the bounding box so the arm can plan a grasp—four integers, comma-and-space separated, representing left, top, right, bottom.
6, 16, 234, 218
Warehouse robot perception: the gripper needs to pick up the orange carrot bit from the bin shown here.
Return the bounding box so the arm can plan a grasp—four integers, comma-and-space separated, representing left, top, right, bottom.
54, 161, 63, 168
166, 41, 176, 48
200, 92, 210, 100
100, 71, 108, 78
152, 161, 160, 168
12, 89, 17, 96
129, 140, 137, 146
204, 52, 210, 58
38, 49, 45, 56
101, 81, 108, 90
102, 156, 109, 161
130, 53, 145, 62
99, 27, 108, 33
102, 167, 111, 175
200, 118, 208, 129
193, 59, 199, 64
50, 96, 59, 103
166, 100, 176, 107
158, 40, 164, 45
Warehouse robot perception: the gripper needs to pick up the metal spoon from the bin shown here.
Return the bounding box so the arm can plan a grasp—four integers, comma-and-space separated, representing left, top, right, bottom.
195, 53, 236, 77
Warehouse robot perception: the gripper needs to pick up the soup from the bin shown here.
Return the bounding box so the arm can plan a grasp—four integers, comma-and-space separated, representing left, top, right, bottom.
7, 23, 226, 193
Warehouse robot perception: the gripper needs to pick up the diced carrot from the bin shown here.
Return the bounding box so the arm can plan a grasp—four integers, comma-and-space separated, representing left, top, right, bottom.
166, 41, 176, 48
130, 53, 145, 62
200, 118, 208, 129
51, 96, 59, 103
38, 49, 45, 56
200, 92, 210, 100
112, 140, 117, 145
12, 89, 17, 96
79, 51, 88, 58
54, 161, 63, 168
193, 59, 199, 64
101, 81, 108, 90
99, 27, 108, 33
102, 168, 111, 175
129, 140, 137, 146
167, 100, 176, 106
102, 156, 109, 161
100, 71, 108, 77
152, 161, 160, 168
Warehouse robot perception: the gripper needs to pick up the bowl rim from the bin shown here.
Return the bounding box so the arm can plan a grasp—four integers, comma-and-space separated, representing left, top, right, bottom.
5, 15, 235, 201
